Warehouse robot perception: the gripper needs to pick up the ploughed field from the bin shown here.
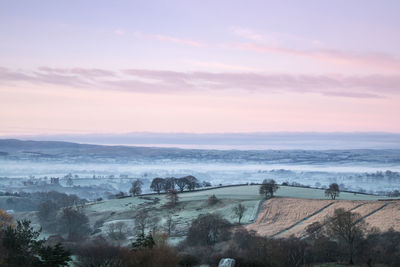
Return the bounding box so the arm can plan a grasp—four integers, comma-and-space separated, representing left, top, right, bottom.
247, 197, 400, 238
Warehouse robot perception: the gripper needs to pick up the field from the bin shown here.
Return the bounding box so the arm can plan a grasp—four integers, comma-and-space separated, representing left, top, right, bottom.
51, 185, 397, 243
81, 185, 264, 244
13, 184, 399, 244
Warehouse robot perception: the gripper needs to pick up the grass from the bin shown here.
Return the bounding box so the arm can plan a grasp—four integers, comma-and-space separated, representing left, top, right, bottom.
179, 184, 391, 201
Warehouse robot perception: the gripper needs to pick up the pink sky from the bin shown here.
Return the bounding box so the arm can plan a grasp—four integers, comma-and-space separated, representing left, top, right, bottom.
1, 0, 400, 135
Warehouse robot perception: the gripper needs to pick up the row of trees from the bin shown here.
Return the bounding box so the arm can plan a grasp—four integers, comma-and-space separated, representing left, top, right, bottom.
150, 176, 200, 194
128, 176, 203, 197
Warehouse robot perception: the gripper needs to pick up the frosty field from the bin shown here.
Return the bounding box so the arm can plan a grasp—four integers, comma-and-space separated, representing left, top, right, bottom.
19, 184, 393, 245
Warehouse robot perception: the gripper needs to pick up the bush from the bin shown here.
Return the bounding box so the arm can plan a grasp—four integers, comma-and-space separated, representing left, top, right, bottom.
207, 194, 219, 206
57, 207, 91, 241
186, 213, 231, 246
106, 222, 127, 240
0, 220, 71, 266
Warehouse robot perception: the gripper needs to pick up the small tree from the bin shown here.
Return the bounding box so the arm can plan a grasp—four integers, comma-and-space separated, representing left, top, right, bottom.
57, 207, 91, 241
165, 215, 175, 236
150, 178, 165, 194
134, 210, 150, 235
132, 233, 155, 250
130, 179, 143, 196
259, 179, 279, 198
1, 220, 71, 266
0, 209, 13, 230
325, 183, 340, 200
325, 208, 367, 264
66, 177, 73, 187
37, 200, 58, 231
233, 203, 246, 224
186, 213, 231, 246
305, 221, 323, 240
107, 222, 127, 240
166, 189, 179, 207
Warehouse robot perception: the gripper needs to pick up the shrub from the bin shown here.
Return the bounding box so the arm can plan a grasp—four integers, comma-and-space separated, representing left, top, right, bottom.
207, 194, 219, 206
186, 213, 231, 246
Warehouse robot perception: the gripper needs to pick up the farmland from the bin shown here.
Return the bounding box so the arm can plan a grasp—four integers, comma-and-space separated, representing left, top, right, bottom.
20, 184, 396, 244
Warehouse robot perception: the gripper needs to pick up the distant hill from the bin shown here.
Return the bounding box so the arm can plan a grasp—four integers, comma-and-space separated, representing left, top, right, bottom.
1, 139, 400, 165
3, 132, 400, 149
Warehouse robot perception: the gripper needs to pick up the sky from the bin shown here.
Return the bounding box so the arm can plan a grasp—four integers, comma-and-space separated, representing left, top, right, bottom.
1, 0, 400, 136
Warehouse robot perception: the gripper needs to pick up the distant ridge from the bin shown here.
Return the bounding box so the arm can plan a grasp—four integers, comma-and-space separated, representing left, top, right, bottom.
1, 138, 399, 165
2, 132, 400, 150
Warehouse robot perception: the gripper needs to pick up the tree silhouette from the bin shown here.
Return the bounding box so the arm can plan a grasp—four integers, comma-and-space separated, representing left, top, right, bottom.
259, 179, 279, 198
325, 183, 340, 200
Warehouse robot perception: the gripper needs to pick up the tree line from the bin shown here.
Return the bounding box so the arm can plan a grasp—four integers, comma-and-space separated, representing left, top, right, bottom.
130, 176, 210, 196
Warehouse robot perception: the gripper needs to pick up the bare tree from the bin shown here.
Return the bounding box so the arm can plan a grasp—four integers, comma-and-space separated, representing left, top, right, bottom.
325, 208, 367, 264
259, 179, 279, 198
166, 189, 179, 207
150, 178, 165, 194
165, 215, 175, 236
129, 179, 143, 196
150, 216, 161, 234
107, 221, 127, 240
233, 203, 246, 224
134, 210, 150, 235
325, 183, 340, 200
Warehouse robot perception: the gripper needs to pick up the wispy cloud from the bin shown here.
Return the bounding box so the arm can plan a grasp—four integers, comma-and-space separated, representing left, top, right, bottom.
1, 67, 399, 98
133, 31, 206, 48
226, 43, 400, 72
227, 27, 400, 72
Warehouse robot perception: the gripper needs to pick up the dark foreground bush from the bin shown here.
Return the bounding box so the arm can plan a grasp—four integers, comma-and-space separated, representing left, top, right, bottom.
75, 240, 179, 267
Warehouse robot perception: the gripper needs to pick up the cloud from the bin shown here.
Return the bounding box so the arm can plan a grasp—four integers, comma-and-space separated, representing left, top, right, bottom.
226, 27, 400, 72
228, 43, 400, 72
37, 67, 115, 77
1, 67, 399, 98
133, 31, 205, 48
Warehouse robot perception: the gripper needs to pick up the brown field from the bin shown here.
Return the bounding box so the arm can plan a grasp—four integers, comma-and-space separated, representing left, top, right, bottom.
247, 198, 400, 238
246, 198, 332, 236
364, 201, 400, 232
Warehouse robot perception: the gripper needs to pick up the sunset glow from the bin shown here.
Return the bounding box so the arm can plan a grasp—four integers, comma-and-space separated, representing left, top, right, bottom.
1, 0, 400, 135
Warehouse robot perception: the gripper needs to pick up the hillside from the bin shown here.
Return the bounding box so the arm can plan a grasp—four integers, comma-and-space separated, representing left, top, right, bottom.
17, 185, 399, 245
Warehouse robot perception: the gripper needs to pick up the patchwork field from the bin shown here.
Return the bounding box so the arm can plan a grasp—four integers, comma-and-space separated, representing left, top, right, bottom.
15, 185, 399, 244
81, 185, 264, 244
